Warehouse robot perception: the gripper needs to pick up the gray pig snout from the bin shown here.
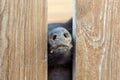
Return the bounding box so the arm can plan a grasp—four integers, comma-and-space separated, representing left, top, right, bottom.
48, 27, 72, 47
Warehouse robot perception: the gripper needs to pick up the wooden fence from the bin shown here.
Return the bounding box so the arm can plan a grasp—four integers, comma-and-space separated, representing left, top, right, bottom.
75, 0, 120, 80
0, 0, 47, 80
0, 0, 120, 80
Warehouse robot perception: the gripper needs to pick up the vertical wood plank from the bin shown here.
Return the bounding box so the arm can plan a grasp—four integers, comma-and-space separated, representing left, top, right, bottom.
0, 0, 47, 80
75, 0, 120, 80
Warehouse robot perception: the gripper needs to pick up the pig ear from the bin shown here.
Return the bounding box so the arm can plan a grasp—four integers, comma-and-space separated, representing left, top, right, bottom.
65, 18, 72, 27
62, 18, 72, 34
48, 18, 72, 34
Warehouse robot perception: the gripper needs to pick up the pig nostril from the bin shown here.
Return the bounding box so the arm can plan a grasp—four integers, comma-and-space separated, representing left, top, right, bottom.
64, 33, 69, 38
53, 35, 57, 40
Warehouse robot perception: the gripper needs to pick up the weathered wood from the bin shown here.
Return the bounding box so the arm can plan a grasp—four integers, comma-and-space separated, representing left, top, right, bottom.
75, 0, 120, 80
0, 0, 47, 80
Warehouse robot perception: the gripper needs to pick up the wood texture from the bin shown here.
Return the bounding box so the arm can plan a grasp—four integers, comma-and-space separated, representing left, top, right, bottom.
0, 0, 47, 80
75, 0, 120, 80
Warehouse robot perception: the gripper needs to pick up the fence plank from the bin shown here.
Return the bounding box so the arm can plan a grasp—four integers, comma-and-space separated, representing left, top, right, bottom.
75, 0, 120, 80
0, 0, 47, 80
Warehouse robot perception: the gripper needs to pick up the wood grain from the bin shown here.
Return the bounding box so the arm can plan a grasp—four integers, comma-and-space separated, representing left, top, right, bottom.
0, 0, 47, 80
75, 0, 120, 80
